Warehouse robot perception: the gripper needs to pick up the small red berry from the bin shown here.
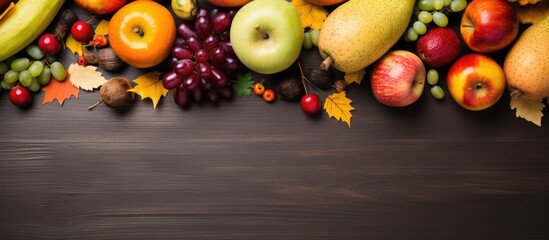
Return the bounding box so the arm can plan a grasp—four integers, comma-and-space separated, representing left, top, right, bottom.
71, 20, 94, 42
90, 35, 108, 48
38, 33, 61, 56
300, 93, 321, 115
9, 86, 32, 108
262, 89, 276, 102
253, 82, 265, 96
77, 55, 87, 66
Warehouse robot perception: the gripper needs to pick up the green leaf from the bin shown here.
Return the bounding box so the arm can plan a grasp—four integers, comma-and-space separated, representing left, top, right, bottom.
233, 72, 254, 96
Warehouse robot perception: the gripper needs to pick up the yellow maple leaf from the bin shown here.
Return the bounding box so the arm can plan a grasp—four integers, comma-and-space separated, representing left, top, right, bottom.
510, 97, 545, 126
94, 20, 109, 37
128, 72, 168, 109
344, 69, 366, 85
67, 63, 107, 91
65, 35, 83, 56
324, 91, 355, 128
291, 0, 328, 30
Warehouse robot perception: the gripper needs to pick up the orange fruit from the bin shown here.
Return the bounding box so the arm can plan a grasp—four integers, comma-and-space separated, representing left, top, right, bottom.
207, 0, 252, 7
108, 0, 176, 68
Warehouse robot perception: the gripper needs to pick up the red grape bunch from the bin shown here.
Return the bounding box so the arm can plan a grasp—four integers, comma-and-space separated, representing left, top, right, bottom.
165, 8, 240, 108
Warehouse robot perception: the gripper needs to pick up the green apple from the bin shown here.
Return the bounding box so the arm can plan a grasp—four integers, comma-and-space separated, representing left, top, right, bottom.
229, 0, 304, 74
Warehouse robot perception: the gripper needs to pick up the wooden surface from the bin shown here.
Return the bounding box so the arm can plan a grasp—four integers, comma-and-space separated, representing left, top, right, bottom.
1, 1, 549, 239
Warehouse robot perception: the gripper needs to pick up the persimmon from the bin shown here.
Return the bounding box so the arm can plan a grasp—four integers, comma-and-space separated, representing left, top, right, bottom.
108, 1, 176, 68
207, 0, 252, 7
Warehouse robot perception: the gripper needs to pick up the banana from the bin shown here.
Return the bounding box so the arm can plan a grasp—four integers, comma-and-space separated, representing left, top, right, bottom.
172, 0, 197, 20
0, 0, 65, 61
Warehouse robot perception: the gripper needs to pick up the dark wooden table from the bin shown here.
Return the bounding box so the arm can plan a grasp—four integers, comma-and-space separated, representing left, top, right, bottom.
1, 1, 549, 239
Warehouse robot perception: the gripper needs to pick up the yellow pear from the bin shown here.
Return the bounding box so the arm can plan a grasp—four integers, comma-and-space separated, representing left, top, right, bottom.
318, 0, 415, 73
504, 14, 549, 101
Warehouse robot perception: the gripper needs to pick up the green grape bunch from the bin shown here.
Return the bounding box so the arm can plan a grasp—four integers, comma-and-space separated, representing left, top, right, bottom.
404, 0, 468, 42
1, 44, 66, 93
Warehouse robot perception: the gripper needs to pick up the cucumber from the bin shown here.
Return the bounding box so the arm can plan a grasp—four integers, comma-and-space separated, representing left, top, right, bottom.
0, 0, 65, 61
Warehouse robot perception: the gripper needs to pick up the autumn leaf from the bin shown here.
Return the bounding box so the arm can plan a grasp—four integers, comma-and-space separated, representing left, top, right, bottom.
510, 97, 545, 126
324, 91, 355, 127
233, 72, 254, 96
0, 2, 14, 20
512, 0, 549, 24
67, 63, 107, 91
292, 0, 328, 30
94, 20, 109, 37
41, 77, 80, 106
128, 72, 168, 109
65, 35, 83, 56
344, 69, 366, 85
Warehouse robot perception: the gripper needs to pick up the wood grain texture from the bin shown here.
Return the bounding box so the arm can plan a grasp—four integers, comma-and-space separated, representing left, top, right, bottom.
1, 1, 549, 239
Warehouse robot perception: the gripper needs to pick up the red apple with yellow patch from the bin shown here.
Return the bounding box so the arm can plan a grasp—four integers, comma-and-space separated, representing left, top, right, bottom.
460, 0, 519, 53
73, 0, 127, 15
447, 54, 506, 111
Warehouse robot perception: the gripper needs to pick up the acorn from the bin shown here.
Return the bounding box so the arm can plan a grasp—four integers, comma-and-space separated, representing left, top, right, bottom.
306, 66, 333, 89
88, 77, 135, 110
276, 72, 303, 101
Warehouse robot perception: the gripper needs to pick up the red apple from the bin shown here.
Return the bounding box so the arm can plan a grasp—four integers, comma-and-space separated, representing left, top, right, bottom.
73, 0, 127, 15
460, 0, 519, 53
447, 54, 506, 111
370, 50, 426, 107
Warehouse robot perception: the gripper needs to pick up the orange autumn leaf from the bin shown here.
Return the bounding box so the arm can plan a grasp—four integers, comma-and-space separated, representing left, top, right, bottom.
292, 0, 328, 30
41, 77, 80, 106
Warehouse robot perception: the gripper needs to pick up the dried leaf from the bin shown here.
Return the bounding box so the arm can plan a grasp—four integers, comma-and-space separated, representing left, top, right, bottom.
324, 91, 355, 127
65, 35, 83, 56
94, 20, 109, 37
233, 72, 254, 96
128, 72, 168, 109
508, 0, 542, 5
291, 0, 328, 30
67, 63, 107, 91
512, 0, 549, 24
41, 77, 80, 106
0, 2, 15, 20
510, 97, 545, 126
344, 69, 365, 85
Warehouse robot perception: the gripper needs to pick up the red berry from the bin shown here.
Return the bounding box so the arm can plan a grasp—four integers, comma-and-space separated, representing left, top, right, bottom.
77, 55, 87, 66
71, 21, 93, 42
300, 93, 321, 115
9, 86, 32, 108
253, 82, 265, 95
90, 34, 108, 48
262, 89, 276, 102
38, 33, 61, 56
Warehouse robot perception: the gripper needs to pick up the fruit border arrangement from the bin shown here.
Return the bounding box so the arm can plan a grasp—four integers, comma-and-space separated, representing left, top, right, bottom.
0, 0, 548, 127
